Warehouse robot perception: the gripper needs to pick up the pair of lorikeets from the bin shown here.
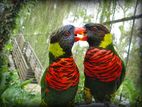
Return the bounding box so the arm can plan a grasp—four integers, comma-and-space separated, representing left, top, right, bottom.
41, 23, 126, 107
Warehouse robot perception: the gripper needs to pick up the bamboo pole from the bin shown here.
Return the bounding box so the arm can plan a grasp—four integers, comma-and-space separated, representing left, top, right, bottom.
103, 14, 142, 25
126, 0, 139, 67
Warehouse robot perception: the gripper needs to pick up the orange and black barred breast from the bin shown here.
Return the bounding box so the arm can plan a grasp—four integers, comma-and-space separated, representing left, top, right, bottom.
84, 47, 122, 82
45, 57, 79, 91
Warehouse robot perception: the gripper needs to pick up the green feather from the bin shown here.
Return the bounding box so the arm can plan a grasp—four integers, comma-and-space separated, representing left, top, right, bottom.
49, 42, 65, 58
99, 33, 112, 48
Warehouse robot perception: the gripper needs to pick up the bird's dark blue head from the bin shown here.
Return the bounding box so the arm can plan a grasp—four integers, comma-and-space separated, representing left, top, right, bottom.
49, 25, 75, 58
84, 23, 111, 48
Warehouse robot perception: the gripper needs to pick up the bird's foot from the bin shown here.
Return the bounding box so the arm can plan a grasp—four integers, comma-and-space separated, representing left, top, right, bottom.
83, 87, 93, 104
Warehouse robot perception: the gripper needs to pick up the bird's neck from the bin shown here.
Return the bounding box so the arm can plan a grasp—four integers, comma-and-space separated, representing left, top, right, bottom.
49, 42, 72, 64
106, 44, 118, 55
49, 52, 72, 64
89, 44, 118, 55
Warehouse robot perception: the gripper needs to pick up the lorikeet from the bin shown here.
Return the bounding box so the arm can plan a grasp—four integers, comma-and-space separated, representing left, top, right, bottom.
41, 25, 81, 107
81, 23, 126, 104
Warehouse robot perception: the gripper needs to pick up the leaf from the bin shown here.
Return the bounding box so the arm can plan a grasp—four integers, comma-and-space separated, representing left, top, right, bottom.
4, 43, 13, 51
1, 84, 41, 106
20, 79, 33, 88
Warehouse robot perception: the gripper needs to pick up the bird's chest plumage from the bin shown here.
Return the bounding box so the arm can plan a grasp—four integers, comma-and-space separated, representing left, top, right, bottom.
84, 47, 122, 82
45, 57, 79, 91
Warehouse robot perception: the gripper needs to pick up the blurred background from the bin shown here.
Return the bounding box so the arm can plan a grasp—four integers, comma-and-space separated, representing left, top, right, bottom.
0, 0, 142, 106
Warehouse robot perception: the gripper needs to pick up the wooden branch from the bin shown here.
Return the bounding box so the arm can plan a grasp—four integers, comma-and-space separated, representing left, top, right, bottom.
103, 14, 142, 25
75, 103, 118, 107
126, 0, 139, 66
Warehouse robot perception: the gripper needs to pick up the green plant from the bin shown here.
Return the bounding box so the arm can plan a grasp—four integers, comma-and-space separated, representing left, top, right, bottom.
1, 82, 41, 107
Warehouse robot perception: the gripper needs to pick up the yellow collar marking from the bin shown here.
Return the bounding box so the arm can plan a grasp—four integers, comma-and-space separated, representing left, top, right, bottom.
49, 42, 65, 58
99, 33, 112, 48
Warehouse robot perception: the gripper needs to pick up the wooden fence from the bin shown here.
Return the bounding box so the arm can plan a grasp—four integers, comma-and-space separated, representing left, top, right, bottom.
12, 34, 43, 84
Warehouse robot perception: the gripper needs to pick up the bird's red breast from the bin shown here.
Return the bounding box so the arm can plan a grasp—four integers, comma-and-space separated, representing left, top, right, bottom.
84, 47, 122, 82
45, 57, 79, 91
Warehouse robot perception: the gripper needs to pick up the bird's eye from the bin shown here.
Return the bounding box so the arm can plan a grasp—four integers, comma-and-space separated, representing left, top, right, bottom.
65, 31, 70, 36
91, 27, 97, 31
84, 31, 87, 35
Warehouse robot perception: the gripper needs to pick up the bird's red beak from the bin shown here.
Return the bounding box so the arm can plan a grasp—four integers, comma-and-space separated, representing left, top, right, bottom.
74, 27, 88, 42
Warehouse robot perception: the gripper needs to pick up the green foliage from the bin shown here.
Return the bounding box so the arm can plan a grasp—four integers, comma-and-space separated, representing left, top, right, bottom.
0, 69, 12, 96
113, 24, 142, 106
0, 0, 24, 96
20, 79, 33, 88
4, 42, 13, 52
1, 83, 41, 107
0, 43, 14, 98
123, 79, 138, 103
0, 1, 36, 106
100, 0, 111, 24
114, 78, 142, 106
14, 0, 72, 69
0, 0, 25, 51
1, 69, 41, 107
